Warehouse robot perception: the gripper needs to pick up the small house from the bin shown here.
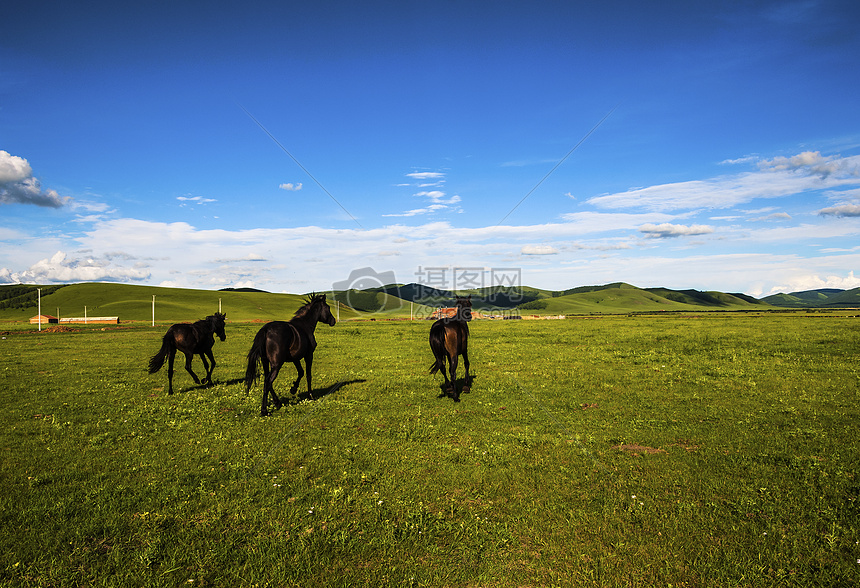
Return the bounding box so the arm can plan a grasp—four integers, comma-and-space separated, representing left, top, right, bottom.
29, 315, 58, 325
59, 316, 120, 325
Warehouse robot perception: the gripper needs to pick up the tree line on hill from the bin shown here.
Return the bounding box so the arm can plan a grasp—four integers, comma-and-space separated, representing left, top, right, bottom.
0, 285, 67, 311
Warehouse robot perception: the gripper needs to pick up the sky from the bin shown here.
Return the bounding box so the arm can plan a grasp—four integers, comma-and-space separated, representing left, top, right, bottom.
1, 0, 859, 298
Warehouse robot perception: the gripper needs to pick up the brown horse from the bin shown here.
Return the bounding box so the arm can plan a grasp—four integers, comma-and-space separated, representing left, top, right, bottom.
148, 312, 227, 394
244, 293, 336, 416
429, 295, 472, 401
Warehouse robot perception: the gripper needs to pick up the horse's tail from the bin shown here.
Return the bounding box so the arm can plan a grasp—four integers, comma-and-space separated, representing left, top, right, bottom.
245, 325, 268, 392
148, 333, 174, 374
428, 321, 446, 374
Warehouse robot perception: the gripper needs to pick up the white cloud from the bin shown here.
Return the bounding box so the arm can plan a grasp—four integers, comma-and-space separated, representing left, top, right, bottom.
719, 155, 758, 165
0, 151, 69, 208
587, 153, 860, 212
385, 187, 462, 217
767, 212, 792, 220
383, 204, 450, 217
639, 223, 714, 238
521, 245, 559, 255
1, 250, 150, 284
758, 151, 860, 178
2, 199, 858, 296
818, 204, 860, 217
212, 253, 268, 263
768, 270, 860, 295
560, 211, 678, 232
415, 190, 447, 201
406, 172, 444, 180
279, 182, 303, 191
177, 195, 216, 204
0, 150, 32, 183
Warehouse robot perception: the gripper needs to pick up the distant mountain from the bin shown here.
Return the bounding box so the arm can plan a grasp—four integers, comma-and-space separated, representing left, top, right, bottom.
330, 281, 771, 314
219, 287, 270, 294
762, 288, 860, 308
331, 282, 546, 311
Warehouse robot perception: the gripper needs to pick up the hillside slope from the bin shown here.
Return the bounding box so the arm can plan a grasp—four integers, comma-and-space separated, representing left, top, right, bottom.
762, 287, 860, 308
0, 283, 327, 323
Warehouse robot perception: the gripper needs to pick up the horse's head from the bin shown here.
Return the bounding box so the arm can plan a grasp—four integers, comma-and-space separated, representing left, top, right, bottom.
301, 293, 336, 327
213, 312, 227, 341
455, 295, 472, 321
315, 294, 337, 327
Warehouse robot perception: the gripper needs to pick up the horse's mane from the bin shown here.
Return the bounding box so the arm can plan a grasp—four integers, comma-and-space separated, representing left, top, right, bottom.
293, 293, 327, 319
193, 313, 225, 329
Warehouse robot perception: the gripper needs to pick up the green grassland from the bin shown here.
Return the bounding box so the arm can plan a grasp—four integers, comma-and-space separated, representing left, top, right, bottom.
1, 310, 858, 586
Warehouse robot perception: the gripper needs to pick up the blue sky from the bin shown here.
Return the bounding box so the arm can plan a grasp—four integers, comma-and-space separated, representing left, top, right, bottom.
2, 0, 859, 297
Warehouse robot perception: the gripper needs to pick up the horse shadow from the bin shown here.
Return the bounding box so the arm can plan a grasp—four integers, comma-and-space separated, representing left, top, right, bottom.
437, 374, 476, 401
176, 377, 244, 394
167, 378, 366, 401
283, 378, 367, 406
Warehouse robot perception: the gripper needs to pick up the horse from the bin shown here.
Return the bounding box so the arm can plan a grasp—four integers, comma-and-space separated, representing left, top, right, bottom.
244, 293, 337, 416
148, 312, 227, 395
429, 295, 472, 401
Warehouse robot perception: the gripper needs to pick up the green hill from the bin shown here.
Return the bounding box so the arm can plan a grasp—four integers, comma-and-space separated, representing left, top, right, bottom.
0, 283, 324, 323
526, 286, 765, 315
0, 283, 434, 323
820, 287, 860, 307
762, 287, 860, 308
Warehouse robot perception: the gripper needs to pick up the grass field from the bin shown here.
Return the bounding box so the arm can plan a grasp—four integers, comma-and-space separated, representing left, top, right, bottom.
1, 312, 859, 586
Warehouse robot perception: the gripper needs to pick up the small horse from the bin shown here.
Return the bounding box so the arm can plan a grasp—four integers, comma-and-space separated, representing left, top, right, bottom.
429, 295, 472, 401
148, 312, 227, 395
245, 293, 336, 416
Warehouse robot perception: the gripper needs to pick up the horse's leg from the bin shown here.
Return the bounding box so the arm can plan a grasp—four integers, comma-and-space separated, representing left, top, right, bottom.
434, 352, 451, 397
289, 360, 304, 396
167, 346, 176, 395
265, 361, 283, 413
461, 348, 471, 393
183, 350, 201, 385
448, 352, 459, 401
202, 349, 216, 385
199, 353, 211, 386
259, 357, 275, 416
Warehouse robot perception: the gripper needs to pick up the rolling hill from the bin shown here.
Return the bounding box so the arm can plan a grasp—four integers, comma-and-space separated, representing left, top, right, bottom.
761, 287, 860, 308
0, 280, 783, 324
0, 283, 333, 323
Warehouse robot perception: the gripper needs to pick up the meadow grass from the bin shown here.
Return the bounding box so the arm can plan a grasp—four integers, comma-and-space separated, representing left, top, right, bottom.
1, 313, 858, 586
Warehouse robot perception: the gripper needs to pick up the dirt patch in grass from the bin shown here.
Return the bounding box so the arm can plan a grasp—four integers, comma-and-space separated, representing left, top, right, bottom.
612, 443, 666, 456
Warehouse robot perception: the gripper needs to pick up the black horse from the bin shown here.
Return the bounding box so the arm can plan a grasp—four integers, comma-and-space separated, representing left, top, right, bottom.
429, 295, 472, 401
148, 312, 227, 395
245, 293, 337, 416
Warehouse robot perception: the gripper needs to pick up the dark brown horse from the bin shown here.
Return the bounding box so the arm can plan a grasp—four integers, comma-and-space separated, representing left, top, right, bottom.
148, 312, 227, 394
244, 293, 336, 416
429, 295, 472, 401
